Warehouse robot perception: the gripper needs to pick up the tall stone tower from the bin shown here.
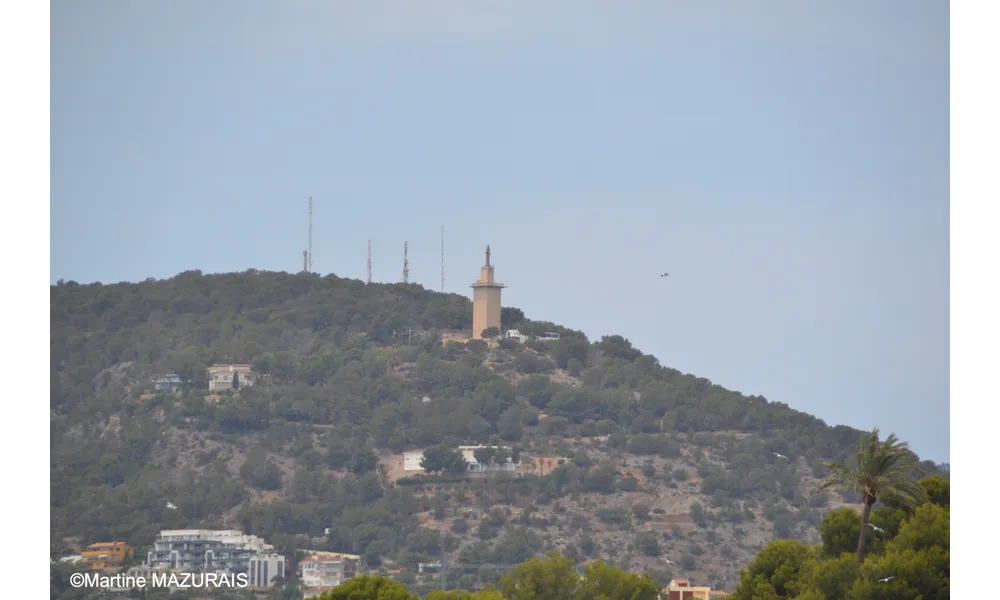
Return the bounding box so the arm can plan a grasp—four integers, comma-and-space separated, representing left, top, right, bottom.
471, 245, 505, 339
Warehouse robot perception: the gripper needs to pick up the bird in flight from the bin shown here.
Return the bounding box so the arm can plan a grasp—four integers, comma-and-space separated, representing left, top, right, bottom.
773, 452, 789, 460
166, 502, 177, 510
878, 576, 895, 583
660, 272, 669, 277
663, 559, 675, 564
868, 523, 885, 533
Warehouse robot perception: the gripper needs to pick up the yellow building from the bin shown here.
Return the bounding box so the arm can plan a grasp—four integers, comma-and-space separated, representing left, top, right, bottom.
660, 578, 728, 599
81, 541, 133, 571
470, 245, 505, 339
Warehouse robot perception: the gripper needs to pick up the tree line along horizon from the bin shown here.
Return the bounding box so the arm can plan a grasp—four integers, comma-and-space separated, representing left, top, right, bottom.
50, 269, 948, 467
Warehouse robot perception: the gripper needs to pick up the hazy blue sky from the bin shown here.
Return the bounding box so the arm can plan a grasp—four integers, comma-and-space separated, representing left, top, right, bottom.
51, 1, 949, 462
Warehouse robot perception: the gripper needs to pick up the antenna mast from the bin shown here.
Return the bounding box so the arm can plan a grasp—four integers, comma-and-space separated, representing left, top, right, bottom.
440, 225, 445, 293
302, 250, 308, 273
308, 196, 313, 272
367, 240, 373, 284
403, 241, 409, 284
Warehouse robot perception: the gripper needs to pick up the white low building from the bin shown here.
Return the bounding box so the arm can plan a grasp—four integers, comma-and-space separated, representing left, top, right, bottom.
459, 445, 516, 473
402, 445, 516, 473
505, 329, 526, 342
403, 450, 425, 472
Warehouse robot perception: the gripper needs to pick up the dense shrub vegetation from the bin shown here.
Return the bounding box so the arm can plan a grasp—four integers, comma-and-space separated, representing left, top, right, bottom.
50, 271, 947, 598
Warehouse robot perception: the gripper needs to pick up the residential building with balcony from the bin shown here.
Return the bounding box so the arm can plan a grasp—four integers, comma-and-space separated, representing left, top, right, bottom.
81, 541, 133, 572
207, 365, 257, 391
299, 554, 347, 588
146, 530, 273, 574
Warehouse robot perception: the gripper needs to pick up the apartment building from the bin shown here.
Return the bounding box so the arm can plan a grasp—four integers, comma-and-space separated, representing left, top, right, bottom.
146, 530, 273, 574
248, 553, 287, 588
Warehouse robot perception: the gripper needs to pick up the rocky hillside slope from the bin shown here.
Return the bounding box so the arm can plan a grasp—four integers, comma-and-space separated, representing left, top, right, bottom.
49, 271, 944, 592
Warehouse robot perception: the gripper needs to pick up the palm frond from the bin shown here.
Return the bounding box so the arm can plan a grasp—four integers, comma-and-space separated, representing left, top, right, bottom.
818, 463, 858, 492
819, 428, 928, 506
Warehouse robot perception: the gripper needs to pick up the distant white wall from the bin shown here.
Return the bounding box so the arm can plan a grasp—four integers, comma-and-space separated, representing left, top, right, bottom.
403, 450, 425, 472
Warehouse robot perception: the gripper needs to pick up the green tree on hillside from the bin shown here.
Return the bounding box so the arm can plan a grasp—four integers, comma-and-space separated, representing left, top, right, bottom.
493, 446, 511, 473
917, 474, 950, 508
501, 307, 526, 330
576, 560, 661, 600
498, 551, 578, 600
820, 428, 926, 564
421, 445, 468, 474
427, 590, 503, 600
799, 553, 859, 600
731, 539, 815, 600
318, 575, 417, 600
473, 446, 496, 472
594, 335, 643, 362
820, 507, 866, 558
847, 503, 950, 599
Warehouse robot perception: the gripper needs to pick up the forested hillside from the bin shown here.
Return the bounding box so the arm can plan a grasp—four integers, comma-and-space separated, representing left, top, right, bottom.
49, 270, 945, 593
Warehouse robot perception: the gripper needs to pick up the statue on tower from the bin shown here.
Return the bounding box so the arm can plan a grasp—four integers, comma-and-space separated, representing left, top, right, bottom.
485, 245, 491, 266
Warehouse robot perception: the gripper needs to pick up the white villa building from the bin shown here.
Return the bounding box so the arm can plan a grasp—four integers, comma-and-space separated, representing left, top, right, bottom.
402, 445, 516, 474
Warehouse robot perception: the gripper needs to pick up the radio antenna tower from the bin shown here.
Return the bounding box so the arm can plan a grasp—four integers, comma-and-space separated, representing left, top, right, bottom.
307, 196, 313, 272
403, 241, 410, 284
440, 225, 445, 292
367, 240, 373, 284
302, 250, 308, 273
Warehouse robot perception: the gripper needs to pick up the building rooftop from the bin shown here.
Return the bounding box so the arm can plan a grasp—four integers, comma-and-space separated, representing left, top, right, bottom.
302, 555, 345, 564
86, 542, 128, 549
303, 550, 361, 561
155, 529, 272, 549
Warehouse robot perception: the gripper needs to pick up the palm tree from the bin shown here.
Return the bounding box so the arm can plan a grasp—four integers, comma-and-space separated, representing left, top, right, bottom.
820, 428, 927, 564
